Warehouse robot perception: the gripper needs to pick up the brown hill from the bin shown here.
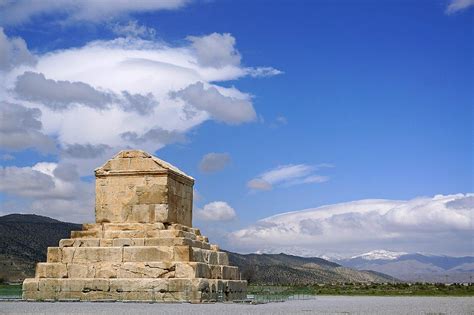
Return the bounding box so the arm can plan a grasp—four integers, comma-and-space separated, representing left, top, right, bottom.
0, 214, 81, 283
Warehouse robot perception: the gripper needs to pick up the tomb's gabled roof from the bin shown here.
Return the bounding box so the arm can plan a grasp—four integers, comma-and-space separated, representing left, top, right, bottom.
94, 149, 194, 182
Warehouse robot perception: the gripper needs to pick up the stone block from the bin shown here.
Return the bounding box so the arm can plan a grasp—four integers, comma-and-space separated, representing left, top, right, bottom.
103, 223, 143, 231
59, 239, 75, 247
109, 279, 169, 292
72, 247, 122, 263
36, 263, 67, 278
83, 279, 110, 292
60, 279, 87, 292
61, 248, 75, 263
209, 265, 223, 279
137, 184, 168, 204
94, 263, 120, 278
100, 239, 113, 247
23, 278, 38, 292
47, 247, 62, 263
130, 204, 152, 223
144, 237, 192, 247
168, 279, 192, 292
153, 204, 171, 223
175, 262, 210, 279
123, 246, 173, 262
67, 264, 95, 278
112, 238, 144, 247
217, 252, 229, 265
83, 223, 102, 231
71, 230, 100, 238
104, 230, 146, 239
117, 262, 175, 278
38, 279, 62, 292
173, 246, 192, 261
222, 266, 239, 280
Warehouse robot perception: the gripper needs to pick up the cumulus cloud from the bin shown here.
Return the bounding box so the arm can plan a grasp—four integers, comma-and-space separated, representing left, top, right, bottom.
0, 27, 36, 71
196, 201, 237, 221
0, 162, 94, 222
247, 163, 331, 191
446, 0, 474, 14
14, 71, 113, 110
172, 82, 256, 124
0, 30, 280, 221
199, 152, 231, 173
109, 20, 156, 39
187, 33, 241, 68
0, 102, 55, 153
246, 67, 283, 78
1, 33, 276, 158
0, 0, 189, 25
61, 143, 111, 159
229, 194, 474, 256
121, 128, 186, 146
15, 71, 162, 114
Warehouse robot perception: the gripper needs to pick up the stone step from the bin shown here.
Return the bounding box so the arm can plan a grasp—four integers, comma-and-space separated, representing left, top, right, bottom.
71, 228, 204, 241
46, 246, 229, 265
23, 278, 247, 302
58, 237, 212, 250
35, 262, 239, 280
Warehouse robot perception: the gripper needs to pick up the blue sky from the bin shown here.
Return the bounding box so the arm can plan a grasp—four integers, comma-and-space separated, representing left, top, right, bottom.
0, 0, 472, 257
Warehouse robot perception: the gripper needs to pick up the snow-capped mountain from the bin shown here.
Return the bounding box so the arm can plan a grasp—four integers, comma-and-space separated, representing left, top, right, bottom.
351, 250, 408, 260
336, 251, 474, 283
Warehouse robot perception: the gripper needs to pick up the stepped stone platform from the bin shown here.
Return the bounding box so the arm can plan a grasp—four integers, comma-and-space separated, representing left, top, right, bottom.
23, 150, 247, 302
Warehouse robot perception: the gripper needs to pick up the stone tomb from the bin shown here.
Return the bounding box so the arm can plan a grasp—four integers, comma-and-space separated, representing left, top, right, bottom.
23, 150, 247, 302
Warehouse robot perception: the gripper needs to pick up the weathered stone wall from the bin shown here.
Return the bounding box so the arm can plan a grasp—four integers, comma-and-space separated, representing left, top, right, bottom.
167, 175, 193, 227
95, 175, 168, 223
94, 150, 193, 226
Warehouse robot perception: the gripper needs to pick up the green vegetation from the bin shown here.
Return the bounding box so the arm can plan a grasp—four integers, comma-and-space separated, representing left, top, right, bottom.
0, 284, 22, 298
249, 283, 474, 297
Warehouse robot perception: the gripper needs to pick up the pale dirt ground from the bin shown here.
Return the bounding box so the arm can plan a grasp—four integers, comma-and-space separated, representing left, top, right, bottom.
0, 296, 472, 315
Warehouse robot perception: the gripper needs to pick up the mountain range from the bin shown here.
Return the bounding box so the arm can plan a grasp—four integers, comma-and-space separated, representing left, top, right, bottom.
0, 213, 394, 284
335, 250, 474, 283
1, 214, 470, 284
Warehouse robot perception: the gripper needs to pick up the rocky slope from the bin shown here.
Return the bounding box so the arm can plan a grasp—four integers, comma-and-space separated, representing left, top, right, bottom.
227, 252, 396, 285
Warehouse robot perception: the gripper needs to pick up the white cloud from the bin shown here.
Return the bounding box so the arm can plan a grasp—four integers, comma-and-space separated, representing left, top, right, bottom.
247, 178, 272, 191
187, 33, 241, 68
0, 27, 280, 221
0, 27, 36, 71
0, 0, 189, 25
446, 0, 474, 14
14, 71, 113, 110
172, 82, 256, 124
229, 194, 474, 256
0, 101, 55, 153
247, 163, 331, 191
196, 201, 237, 221
109, 20, 156, 39
199, 152, 231, 173
246, 67, 283, 78
0, 162, 94, 222
0, 31, 280, 175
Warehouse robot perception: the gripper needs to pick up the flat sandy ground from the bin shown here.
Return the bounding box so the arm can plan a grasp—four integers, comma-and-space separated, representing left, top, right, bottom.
0, 296, 472, 314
